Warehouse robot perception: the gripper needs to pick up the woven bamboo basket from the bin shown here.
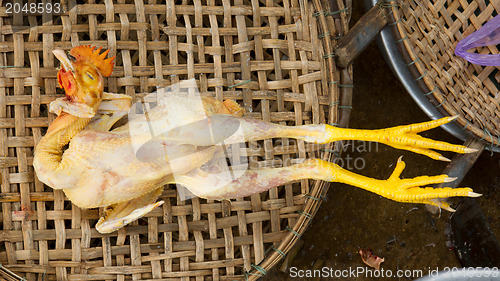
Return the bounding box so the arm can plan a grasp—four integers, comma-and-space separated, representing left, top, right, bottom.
0, 0, 352, 280
391, 0, 500, 147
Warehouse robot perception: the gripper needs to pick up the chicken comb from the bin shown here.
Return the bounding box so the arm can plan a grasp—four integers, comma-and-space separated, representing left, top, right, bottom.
69, 45, 115, 77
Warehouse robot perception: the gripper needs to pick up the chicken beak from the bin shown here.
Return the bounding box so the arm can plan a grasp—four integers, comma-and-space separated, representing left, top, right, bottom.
52, 49, 74, 72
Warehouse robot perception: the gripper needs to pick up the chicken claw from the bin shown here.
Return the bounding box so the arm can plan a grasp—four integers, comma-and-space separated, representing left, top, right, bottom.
324, 116, 477, 161
373, 156, 481, 211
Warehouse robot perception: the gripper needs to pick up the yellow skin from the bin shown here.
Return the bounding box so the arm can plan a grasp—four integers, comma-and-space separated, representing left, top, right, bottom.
34, 47, 480, 234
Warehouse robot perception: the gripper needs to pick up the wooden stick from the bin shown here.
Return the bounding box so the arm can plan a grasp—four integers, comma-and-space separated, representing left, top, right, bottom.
0, 264, 25, 281
335, 4, 389, 68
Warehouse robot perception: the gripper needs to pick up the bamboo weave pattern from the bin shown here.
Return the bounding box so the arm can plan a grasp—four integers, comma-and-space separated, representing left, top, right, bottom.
393, 0, 500, 146
0, 0, 351, 280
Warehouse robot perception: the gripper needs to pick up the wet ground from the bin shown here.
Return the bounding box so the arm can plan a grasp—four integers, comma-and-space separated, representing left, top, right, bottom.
265, 2, 500, 280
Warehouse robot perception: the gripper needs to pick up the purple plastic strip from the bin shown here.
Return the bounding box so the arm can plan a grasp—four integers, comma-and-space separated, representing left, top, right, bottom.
454, 14, 500, 66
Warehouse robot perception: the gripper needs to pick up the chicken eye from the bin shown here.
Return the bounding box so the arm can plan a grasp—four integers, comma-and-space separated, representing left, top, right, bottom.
86, 72, 95, 80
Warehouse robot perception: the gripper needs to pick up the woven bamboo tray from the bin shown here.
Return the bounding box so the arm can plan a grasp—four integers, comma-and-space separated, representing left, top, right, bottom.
391, 0, 500, 148
0, 0, 352, 280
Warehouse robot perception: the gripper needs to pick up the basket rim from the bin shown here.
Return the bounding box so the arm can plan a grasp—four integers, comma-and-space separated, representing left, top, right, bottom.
390, 1, 500, 148
243, 0, 352, 278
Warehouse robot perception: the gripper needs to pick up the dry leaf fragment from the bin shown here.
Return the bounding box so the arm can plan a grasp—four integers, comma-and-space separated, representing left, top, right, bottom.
359, 248, 385, 270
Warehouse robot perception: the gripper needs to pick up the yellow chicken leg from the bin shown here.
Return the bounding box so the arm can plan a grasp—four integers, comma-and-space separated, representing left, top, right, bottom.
197, 115, 475, 161
173, 158, 480, 210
